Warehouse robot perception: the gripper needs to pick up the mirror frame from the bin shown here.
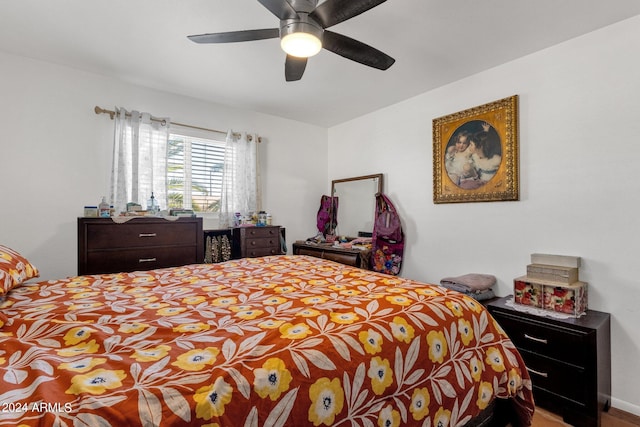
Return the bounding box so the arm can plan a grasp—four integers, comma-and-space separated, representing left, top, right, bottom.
329, 173, 384, 237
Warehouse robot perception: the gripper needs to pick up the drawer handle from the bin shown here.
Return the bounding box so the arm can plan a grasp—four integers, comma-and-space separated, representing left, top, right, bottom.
139, 233, 157, 238
139, 258, 157, 263
524, 334, 548, 344
527, 367, 549, 378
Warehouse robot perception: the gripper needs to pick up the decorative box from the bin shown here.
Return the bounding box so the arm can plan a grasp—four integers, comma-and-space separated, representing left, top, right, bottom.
530, 253, 581, 268
526, 263, 579, 284
543, 281, 588, 316
514, 275, 587, 317
513, 277, 542, 307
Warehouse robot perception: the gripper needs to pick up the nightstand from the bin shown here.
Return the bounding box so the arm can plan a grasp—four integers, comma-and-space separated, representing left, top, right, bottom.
231, 226, 282, 258
486, 296, 611, 427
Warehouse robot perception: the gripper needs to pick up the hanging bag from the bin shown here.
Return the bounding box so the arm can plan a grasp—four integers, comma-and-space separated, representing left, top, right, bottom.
371, 193, 404, 275
375, 205, 402, 241
316, 195, 338, 237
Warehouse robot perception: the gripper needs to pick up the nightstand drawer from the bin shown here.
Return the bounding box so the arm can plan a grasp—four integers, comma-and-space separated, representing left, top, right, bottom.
86, 222, 197, 249
491, 310, 589, 366
519, 350, 588, 406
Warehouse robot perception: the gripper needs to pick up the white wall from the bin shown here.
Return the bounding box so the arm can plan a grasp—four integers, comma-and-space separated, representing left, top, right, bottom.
0, 51, 328, 281
328, 15, 640, 415
2, 13, 640, 417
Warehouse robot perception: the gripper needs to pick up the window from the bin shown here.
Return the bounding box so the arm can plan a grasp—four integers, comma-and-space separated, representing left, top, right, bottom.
167, 133, 227, 213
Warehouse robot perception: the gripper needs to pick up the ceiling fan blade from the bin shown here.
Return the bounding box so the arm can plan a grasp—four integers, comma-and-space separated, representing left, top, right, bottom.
322, 30, 395, 70
257, 0, 299, 20
310, 0, 388, 28
285, 55, 307, 81
188, 28, 279, 44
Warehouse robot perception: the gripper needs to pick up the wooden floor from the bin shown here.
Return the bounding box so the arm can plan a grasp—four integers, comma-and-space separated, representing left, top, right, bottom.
534, 407, 640, 426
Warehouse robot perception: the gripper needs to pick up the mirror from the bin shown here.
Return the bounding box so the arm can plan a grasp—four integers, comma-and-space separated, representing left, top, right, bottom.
331, 173, 383, 238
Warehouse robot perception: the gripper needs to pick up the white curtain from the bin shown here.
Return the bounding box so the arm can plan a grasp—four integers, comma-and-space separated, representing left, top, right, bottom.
110, 108, 170, 214
219, 131, 261, 227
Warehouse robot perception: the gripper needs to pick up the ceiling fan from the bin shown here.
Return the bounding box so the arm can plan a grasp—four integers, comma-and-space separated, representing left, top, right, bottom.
187, 0, 395, 81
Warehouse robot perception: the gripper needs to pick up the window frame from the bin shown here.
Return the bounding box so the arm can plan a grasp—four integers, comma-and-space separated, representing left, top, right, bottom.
167, 128, 227, 218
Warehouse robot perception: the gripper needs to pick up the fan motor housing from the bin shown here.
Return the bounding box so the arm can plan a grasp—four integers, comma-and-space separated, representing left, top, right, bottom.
279, 15, 324, 43
287, 0, 318, 14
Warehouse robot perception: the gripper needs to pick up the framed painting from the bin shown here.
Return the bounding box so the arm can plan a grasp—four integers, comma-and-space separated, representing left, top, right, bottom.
433, 95, 519, 203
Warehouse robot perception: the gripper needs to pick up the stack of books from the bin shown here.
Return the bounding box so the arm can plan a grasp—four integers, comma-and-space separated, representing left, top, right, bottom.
513, 253, 587, 317
169, 209, 196, 217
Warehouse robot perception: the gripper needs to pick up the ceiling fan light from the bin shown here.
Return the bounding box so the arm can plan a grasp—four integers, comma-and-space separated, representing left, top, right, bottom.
281, 32, 322, 58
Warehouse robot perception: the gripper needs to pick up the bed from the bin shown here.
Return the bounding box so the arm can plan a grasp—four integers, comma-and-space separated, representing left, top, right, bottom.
0, 250, 534, 427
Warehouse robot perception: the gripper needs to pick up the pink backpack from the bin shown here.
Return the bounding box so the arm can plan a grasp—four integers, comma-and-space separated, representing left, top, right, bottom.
371, 193, 404, 275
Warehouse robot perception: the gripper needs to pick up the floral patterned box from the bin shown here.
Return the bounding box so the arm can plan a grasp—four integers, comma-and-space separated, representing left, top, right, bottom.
542, 281, 588, 317
514, 275, 588, 317
513, 276, 543, 307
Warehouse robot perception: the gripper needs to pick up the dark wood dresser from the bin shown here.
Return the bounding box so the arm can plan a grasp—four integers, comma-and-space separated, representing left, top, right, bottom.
78, 217, 203, 275
231, 226, 282, 258
486, 296, 611, 427
292, 241, 370, 269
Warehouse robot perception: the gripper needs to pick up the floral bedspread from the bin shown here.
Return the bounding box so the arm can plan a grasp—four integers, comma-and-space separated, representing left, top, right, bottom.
0, 255, 534, 426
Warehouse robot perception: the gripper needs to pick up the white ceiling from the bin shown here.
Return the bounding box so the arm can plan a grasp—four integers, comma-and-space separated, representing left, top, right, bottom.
2, 0, 640, 127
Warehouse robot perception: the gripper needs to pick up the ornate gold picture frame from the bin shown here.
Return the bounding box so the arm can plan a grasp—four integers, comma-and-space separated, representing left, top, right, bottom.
433, 95, 519, 203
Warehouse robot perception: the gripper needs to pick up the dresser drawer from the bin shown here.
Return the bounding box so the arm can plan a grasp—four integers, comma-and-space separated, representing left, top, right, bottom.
240, 227, 280, 239
296, 247, 358, 267
320, 251, 358, 266
85, 246, 198, 274
519, 350, 588, 406
244, 246, 281, 258
244, 237, 280, 250
491, 309, 589, 367
86, 222, 197, 249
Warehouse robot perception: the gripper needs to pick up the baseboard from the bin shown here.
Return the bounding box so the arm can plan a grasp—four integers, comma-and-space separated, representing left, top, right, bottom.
610, 397, 640, 421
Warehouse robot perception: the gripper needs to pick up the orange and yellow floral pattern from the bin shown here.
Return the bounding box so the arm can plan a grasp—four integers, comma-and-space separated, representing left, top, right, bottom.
0, 245, 39, 296
0, 255, 534, 426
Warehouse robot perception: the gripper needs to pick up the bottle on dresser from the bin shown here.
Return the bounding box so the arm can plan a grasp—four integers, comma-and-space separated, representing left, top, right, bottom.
99, 197, 111, 218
